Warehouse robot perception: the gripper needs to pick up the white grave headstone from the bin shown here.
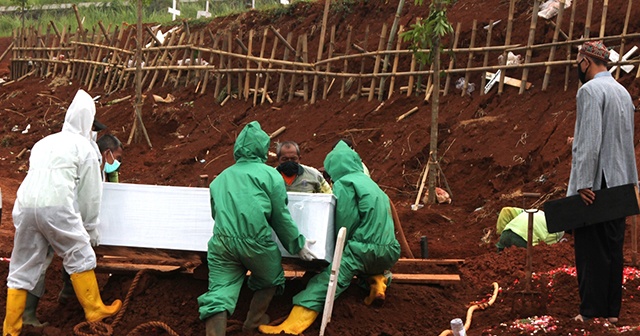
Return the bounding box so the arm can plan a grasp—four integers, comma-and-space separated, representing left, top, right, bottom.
197, 0, 212, 18
168, 0, 181, 21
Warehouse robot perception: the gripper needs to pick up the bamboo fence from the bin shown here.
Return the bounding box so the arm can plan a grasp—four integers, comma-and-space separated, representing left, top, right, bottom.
7, 0, 640, 105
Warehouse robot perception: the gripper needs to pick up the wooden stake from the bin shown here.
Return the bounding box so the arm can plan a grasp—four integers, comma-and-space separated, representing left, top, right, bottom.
261, 33, 279, 105
149, 31, 176, 91
227, 30, 233, 98
542, 0, 565, 91
616, 0, 632, 79
480, 20, 493, 95
214, 33, 227, 98
276, 32, 293, 103
302, 34, 309, 102
443, 22, 461, 96
358, 25, 369, 97
322, 25, 336, 100
388, 26, 403, 99
253, 28, 268, 106
369, 23, 387, 102
462, 20, 477, 97
201, 32, 219, 95
269, 126, 286, 139
175, 33, 195, 88
340, 25, 353, 99
584, 0, 594, 38
519, 0, 540, 95
599, 0, 608, 38
288, 35, 303, 102
244, 29, 254, 101
396, 106, 418, 122
498, 0, 516, 94
311, 0, 332, 104
564, 0, 577, 91
413, 162, 430, 210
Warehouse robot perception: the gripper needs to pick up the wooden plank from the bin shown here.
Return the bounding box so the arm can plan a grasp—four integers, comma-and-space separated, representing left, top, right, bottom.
485, 71, 531, 90
395, 258, 464, 265
392, 274, 460, 284
96, 263, 182, 273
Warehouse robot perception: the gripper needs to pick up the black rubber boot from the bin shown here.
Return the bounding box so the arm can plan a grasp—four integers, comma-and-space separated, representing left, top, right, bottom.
57, 270, 75, 305
22, 292, 48, 327
205, 311, 227, 336
243, 287, 276, 332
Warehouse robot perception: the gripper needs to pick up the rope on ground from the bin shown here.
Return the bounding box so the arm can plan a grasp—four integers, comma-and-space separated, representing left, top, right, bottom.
438, 282, 500, 336
73, 269, 179, 336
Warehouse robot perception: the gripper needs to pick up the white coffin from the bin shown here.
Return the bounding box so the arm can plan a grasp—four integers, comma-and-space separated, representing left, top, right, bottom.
99, 183, 336, 262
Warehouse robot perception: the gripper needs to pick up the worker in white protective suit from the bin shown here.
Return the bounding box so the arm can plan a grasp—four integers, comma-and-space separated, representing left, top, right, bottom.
3, 90, 122, 336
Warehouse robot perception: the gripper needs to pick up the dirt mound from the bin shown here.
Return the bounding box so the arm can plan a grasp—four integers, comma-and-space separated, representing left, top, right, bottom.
2, 0, 640, 334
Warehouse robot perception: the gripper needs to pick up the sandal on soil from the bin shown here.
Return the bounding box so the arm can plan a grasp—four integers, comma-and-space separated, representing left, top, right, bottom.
574, 314, 591, 322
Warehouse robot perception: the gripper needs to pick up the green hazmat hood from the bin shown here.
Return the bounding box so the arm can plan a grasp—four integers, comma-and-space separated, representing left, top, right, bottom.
324, 140, 364, 181
233, 121, 270, 163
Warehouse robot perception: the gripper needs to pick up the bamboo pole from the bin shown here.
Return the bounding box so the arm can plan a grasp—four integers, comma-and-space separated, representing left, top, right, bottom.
261, 34, 279, 104
0, 41, 14, 65
289, 35, 303, 102
115, 29, 136, 91
564, 0, 577, 91
175, 33, 194, 88
98, 21, 111, 45
542, 0, 565, 91
358, 25, 369, 97
200, 32, 219, 95
443, 22, 461, 96
148, 31, 175, 91
378, 0, 406, 101
369, 23, 387, 102
132, 0, 151, 148
107, 25, 132, 93
82, 30, 100, 86
42, 25, 51, 77
462, 20, 477, 97
95, 26, 119, 88
584, 0, 594, 38
237, 29, 244, 100
227, 30, 232, 98
499, 0, 516, 94
213, 33, 226, 98
599, 0, 608, 38
519, 0, 540, 95
277, 32, 293, 103
480, 20, 493, 96
340, 25, 353, 99
244, 30, 254, 100
322, 25, 336, 100
616, 0, 632, 79
184, 31, 204, 88
253, 28, 268, 106
87, 35, 106, 90
388, 26, 403, 99
311, 0, 332, 104
302, 34, 309, 101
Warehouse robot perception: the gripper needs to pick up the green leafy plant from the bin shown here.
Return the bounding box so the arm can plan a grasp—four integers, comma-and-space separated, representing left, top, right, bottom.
400, 0, 454, 65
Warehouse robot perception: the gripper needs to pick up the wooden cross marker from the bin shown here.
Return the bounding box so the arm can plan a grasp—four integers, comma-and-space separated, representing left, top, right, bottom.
197, 1, 212, 19
168, 0, 181, 21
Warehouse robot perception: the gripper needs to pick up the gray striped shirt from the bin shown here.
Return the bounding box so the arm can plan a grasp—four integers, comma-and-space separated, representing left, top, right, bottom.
568, 71, 638, 196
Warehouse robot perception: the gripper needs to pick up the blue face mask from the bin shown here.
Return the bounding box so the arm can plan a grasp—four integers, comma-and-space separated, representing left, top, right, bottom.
104, 150, 121, 174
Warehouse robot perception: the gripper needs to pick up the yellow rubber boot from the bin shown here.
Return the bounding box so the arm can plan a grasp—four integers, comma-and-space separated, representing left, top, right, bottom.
3, 288, 27, 336
70, 270, 122, 322
258, 305, 318, 335
364, 274, 388, 305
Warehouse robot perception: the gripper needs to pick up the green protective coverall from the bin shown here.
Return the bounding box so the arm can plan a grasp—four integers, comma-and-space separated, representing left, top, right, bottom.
293, 141, 401, 312
495, 207, 564, 250
197, 121, 306, 320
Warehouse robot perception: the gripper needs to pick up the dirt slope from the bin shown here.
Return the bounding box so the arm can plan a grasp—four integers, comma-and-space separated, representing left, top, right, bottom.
2, 0, 640, 335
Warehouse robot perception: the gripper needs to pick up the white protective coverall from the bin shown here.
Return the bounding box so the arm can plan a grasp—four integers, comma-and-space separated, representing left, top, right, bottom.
8, 89, 102, 291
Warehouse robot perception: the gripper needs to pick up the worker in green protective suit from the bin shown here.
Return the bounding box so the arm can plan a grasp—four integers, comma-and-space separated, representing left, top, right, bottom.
495, 207, 564, 251
197, 121, 316, 336
259, 141, 401, 335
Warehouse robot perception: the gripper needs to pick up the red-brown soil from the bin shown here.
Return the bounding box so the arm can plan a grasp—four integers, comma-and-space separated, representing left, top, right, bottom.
3, 0, 640, 335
